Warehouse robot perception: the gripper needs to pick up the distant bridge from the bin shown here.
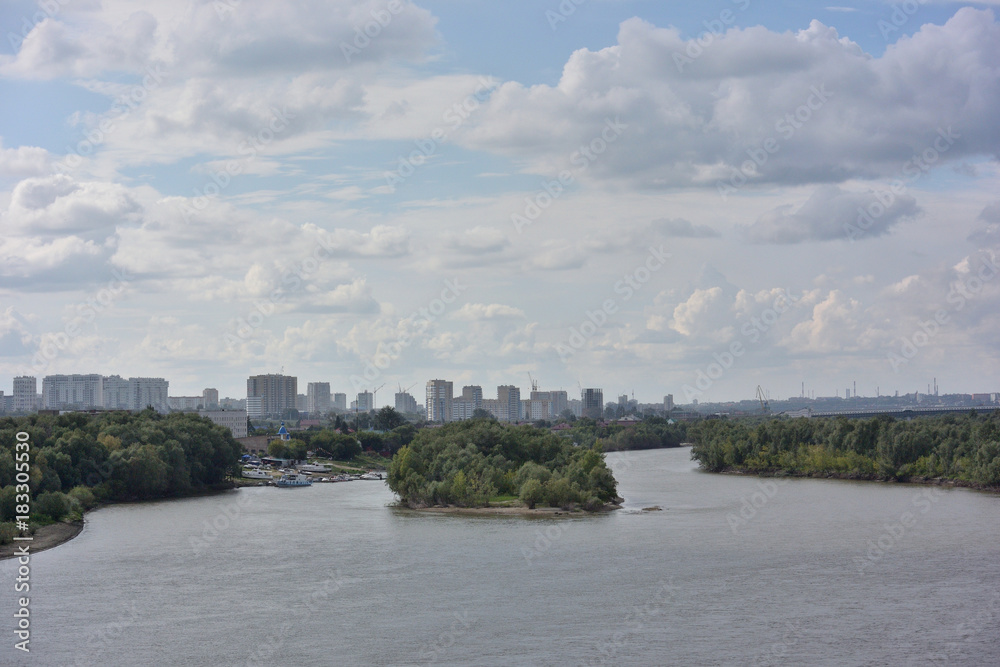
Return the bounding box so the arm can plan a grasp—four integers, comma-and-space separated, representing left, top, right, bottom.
792, 406, 996, 420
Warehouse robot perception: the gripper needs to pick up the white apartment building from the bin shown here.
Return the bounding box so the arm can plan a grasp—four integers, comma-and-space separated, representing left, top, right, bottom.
13, 376, 37, 413
199, 410, 248, 439
307, 382, 332, 414
42, 374, 104, 410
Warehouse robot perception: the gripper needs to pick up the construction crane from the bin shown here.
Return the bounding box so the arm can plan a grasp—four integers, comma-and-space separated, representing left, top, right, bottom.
372, 383, 385, 410
528, 372, 538, 393
756, 385, 770, 415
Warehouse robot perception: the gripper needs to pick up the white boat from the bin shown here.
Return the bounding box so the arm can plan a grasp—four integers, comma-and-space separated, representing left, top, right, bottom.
331, 474, 352, 482
242, 468, 271, 479
360, 471, 384, 480
298, 463, 332, 473
275, 473, 313, 487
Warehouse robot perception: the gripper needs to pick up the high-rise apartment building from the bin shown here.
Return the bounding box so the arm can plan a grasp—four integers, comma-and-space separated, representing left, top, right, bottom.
246, 396, 263, 419
41, 374, 104, 410
246, 374, 297, 418
664, 394, 674, 413
307, 382, 332, 414
13, 376, 37, 413
497, 385, 521, 422
131, 377, 169, 412
333, 393, 347, 411
202, 388, 219, 409
426, 380, 453, 423
581, 388, 604, 420
395, 391, 418, 414
199, 410, 248, 439
461, 385, 483, 408
356, 391, 374, 412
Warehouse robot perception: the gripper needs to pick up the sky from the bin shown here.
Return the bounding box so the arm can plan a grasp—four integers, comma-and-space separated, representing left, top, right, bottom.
1, 0, 999, 406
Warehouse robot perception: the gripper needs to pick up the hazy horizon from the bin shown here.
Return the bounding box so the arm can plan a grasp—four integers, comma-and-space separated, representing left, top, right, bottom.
2, 0, 999, 404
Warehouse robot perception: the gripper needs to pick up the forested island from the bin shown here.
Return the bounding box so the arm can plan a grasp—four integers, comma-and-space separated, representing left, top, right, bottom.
689, 411, 1000, 488
0, 410, 242, 544
388, 419, 620, 511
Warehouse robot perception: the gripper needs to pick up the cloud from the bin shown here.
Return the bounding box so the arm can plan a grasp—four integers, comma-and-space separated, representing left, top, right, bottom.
0, 1, 438, 80
743, 185, 920, 243
455, 9, 1000, 191
453, 303, 526, 321
969, 201, 1000, 246
0, 142, 51, 178
3, 174, 141, 238
445, 226, 510, 255
0, 308, 36, 357
651, 217, 721, 238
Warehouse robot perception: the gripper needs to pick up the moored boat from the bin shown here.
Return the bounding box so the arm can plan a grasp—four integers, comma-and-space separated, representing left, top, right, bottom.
242, 467, 271, 479
275, 473, 313, 487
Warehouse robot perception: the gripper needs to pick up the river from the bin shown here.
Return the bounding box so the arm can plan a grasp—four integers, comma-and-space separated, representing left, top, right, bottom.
1, 447, 998, 666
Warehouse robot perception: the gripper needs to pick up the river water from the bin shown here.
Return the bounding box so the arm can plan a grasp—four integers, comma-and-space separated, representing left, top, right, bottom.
2, 447, 998, 666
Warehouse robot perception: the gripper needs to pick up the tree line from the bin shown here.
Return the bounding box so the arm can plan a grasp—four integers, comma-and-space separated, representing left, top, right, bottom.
689, 411, 1000, 486
0, 410, 242, 538
388, 418, 619, 510
556, 416, 688, 451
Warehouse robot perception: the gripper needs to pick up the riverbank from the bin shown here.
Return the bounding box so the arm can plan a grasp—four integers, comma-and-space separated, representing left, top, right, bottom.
713, 466, 1000, 492
397, 502, 623, 516
0, 521, 84, 560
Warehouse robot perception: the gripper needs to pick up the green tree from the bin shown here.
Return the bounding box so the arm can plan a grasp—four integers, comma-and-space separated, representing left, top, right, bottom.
35, 491, 71, 521
285, 438, 308, 461
373, 406, 406, 432
268, 440, 291, 459
0, 486, 16, 521
519, 478, 545, 509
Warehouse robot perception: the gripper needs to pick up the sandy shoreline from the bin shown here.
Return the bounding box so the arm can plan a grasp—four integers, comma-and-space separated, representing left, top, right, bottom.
397, 503, 622, 516
0, 521, 84, 560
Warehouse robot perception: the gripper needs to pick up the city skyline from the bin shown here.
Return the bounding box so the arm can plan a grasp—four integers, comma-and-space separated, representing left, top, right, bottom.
1, 1, 999, 403
3, 369, 995, 416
